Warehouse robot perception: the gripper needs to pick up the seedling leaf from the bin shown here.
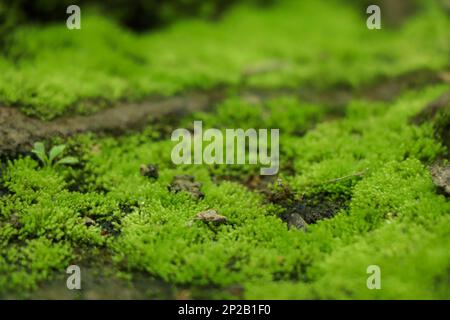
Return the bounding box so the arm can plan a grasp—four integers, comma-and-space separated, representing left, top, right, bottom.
31, 142, 47, 164
49, 145, 66, 162
55, 157, 79, 166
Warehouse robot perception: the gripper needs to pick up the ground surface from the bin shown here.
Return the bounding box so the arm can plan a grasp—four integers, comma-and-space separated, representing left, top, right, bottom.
0, 0, 449, 299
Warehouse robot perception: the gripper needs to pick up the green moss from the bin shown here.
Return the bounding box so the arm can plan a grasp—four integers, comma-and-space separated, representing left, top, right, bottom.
0, 238, 72, 297
176, 95, 327, 179
1, 158, 105, 244
1, 0, 449, 119
187, 95, 327, 135
112, 181, 290, 285
284, 86, 448, 195
245, 213, 450, 299
2, 83, 448, 298
0, 0, 449, 298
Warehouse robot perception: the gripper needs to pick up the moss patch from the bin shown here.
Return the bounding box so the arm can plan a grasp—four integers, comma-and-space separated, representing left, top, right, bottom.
0, 0, 449, 299
1, 83, 449, 298
1, 0, 449, 119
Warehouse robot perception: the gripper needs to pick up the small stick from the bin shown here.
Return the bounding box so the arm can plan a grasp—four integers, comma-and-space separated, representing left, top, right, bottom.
325, 170, 366, 184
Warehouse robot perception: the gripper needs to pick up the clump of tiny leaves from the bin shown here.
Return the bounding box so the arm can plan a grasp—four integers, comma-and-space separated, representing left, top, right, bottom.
0, 85, 449, 299
0, 0, 449, 299
31, 142, 79, 168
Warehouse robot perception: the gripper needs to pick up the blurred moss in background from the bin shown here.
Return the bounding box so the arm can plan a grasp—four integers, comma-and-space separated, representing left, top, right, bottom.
0, 0, 448, 119
2, 0, 449, 33
0, 0, 277, 50
0, 0, 273, 31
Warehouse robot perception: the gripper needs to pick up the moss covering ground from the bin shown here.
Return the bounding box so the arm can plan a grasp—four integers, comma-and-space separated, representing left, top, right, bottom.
1, 0, 449, 119
0, 0, 449, 299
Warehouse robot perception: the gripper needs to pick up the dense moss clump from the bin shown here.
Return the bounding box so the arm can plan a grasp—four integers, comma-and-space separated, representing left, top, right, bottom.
0, 0, 449, 119
1, 84, 449, 298
0, 0, 449, 299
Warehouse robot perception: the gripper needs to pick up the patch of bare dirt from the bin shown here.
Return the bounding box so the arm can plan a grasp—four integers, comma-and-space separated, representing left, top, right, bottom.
0, 90, 224, 156
264, 179, 350, 230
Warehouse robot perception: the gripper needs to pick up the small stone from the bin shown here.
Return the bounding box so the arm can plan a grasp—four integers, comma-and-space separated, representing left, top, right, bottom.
84, 217, 96, 227
140, 164, 159, 179
430, 164, 450, 196
195, 209, 228, 224
168, 175, 204, 200
286, 213, 308, 230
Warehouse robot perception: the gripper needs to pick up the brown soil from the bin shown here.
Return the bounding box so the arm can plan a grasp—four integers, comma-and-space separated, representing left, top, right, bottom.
0, 90, 224, 156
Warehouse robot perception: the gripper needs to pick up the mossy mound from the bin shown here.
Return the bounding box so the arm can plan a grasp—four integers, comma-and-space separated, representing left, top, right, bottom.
1, 85, 449, 298
0, 0, 449, 299
0, 0, 449, 119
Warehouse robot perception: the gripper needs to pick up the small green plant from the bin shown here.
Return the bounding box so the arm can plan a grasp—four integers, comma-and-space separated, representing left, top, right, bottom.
31, 142, 79, 167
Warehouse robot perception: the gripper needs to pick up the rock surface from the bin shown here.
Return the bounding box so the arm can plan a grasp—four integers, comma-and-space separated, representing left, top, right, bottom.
168, 175, 205, 200
195, 210, 228, 224
430, 164, 450, 196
